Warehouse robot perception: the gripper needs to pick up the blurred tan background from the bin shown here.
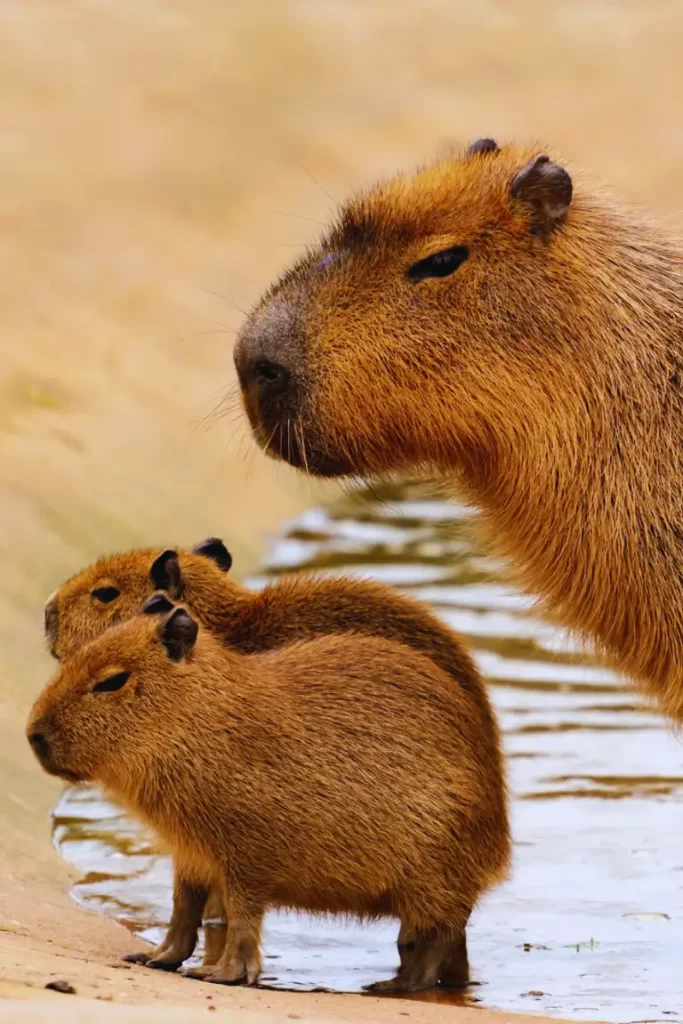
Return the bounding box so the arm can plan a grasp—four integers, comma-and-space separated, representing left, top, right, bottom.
2, 1, 683, 1016
3, 0, 683, 903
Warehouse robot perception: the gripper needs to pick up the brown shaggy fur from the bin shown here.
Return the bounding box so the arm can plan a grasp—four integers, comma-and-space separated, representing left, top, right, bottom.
235, 139, 683, 723
45, 540, 506, 983
28, 608, 510, 991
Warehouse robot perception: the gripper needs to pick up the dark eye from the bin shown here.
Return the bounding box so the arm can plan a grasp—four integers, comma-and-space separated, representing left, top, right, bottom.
92, 670, 130, 694
91, 586, 120, 604
407, 246, 469, 282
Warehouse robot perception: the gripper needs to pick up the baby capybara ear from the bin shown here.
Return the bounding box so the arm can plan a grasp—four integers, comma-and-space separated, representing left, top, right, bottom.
149, 549, 184, 599
466, 137, 499, 156
510, 153, 573, 238
158, 607, 199, 662
140, 592, 175, 616
191, 537, 233, 573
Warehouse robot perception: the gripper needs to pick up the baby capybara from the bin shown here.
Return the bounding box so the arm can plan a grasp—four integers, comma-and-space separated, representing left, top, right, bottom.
44, 537, 506, 982
28, 606, 509, 991
234, 138, 683, 723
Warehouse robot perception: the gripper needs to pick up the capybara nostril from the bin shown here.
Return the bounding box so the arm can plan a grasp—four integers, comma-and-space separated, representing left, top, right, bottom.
28, 730, 51, 765
252, 359, 290, 391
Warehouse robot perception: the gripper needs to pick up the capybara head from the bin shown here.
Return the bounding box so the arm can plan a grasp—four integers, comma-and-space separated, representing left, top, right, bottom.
235, 139, 590, 477
44, 538, 234, 660
28, 607, 199, 785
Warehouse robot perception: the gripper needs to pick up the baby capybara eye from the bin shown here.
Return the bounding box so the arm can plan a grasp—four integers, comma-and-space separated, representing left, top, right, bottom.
407, 246, 469, 281
92, 670, 130, 693
91, 586, 120, 604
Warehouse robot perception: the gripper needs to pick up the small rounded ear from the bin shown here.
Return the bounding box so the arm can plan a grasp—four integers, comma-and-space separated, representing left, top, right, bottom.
510, 154, 572, 238
140, 592, 175, 616
192, 537, 232, 573
466, 138, 499, 157
159, 607, 198, 662
149, 549, 184, 599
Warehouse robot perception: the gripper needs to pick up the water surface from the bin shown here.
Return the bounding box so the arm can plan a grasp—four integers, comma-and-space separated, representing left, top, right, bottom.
53, 481, 682, 1021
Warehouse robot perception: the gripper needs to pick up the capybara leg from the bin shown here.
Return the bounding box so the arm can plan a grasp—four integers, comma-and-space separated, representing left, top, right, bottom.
201, 886, 228, 968
125, 879, 207, 971
186, 893, 264, 986
365, 925, 454, 994
397, 921, 416, 974
438, 928, 470, 987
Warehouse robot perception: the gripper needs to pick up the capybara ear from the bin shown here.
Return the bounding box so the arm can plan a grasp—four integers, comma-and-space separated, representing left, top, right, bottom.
159, 607, 198, 662
191, 537, 233, 573
509, 154, 573, 238
140, 592, 175, 616
466, 138, 499, 157
149, 549, 184, 599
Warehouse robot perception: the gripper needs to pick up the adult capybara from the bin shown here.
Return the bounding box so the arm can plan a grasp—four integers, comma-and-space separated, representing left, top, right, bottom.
44, 537, 506, 981
234, 138, 683, 722
28, 606, 510, 991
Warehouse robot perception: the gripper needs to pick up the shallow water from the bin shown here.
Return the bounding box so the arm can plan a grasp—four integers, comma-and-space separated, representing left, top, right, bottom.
53, 481, 683, 1021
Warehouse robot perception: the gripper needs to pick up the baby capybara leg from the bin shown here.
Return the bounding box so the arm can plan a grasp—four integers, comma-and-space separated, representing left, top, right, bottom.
396, 920, 470, 987
125, 878, 207, 970
365, 924, 461, 994
185, 892, 264, 986
397, 921, 416, 973
201, 886, 228, 968
438, 929, 470, 987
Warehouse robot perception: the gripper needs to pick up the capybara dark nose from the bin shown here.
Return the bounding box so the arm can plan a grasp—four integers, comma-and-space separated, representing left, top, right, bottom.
243, 357, 291, 393
234, 325, 291, 395
28, 730, 51, 766
234, 323, 299, 444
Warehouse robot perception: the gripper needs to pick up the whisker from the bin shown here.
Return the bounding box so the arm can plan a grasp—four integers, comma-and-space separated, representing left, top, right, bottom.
263, 208, 326, 227
295, 419, 310, 476
290, 157, 339, 206
197, 287, 249, 318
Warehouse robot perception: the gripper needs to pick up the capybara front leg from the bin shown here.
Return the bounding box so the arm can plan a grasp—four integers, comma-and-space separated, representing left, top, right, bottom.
185, 890, 263, 986
439, 922, 470, 987
397, 920, 416, 974
365, 925, 455, 993
201, 885, 228, 968
125, 877, 207, 971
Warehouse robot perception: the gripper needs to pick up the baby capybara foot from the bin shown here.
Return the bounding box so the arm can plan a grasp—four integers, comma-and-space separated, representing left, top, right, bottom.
365, 926, 453, 994
185, 921, 261, 986
184, 954, 260, 986
123, 951, 154, 966
123, 948, 185, 972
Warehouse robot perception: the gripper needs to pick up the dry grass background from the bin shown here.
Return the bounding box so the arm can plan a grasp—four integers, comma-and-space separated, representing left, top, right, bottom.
2, 0, 683, 787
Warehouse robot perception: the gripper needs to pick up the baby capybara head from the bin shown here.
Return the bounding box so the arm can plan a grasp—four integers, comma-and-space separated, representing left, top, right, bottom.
28, 607, 199, 785
45, 538, 233, 660
235, 139, 582, 477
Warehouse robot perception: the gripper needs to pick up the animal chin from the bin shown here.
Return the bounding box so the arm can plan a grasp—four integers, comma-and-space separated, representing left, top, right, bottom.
262, 422, 354, 478
44, 761, 86, 784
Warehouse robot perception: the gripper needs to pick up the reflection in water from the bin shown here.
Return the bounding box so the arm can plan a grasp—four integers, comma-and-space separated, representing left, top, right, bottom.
53, 481, 683, 1020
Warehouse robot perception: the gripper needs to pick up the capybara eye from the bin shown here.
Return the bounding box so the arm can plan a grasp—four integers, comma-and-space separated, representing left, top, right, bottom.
407, 246, 469, 282
92, 670, 131, 694
91, 586, 120, 604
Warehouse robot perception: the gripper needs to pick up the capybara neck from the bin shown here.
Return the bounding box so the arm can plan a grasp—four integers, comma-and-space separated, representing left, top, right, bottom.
235, 140, 683, 721
453, 207, 683, 721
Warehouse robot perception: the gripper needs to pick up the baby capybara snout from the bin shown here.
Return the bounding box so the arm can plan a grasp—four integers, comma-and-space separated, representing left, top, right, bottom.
29, 603, 509, 992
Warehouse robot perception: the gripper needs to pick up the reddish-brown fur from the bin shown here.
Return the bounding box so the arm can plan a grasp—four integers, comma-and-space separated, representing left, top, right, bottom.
45, 541, 506, 982
28, 608, 510, 991
235, 140, 683, 722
